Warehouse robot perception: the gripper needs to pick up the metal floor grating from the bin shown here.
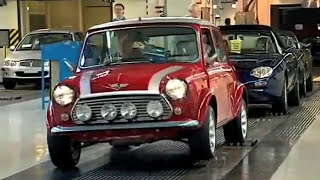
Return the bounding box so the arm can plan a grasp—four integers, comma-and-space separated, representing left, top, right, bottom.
75, 168, 188, 180
274, 91, 320, 143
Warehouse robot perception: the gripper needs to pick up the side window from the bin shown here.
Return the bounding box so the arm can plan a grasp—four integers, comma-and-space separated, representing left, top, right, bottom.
74, 32, 84, 41
212, 28, 227, 62
81, 32, 109, 67
201, 28, 215, 62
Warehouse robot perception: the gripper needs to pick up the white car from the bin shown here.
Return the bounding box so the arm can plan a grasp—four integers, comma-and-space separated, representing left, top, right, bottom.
1, 29, 84, 89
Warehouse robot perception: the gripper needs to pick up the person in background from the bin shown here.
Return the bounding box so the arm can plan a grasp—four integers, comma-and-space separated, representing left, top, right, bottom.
113, 3, 126, 21
225, 18, 231, 26
187, 3, 201, 18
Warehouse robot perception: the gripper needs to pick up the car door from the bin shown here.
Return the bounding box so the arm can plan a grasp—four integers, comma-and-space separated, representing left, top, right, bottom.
212, 27, 236, 119
201, 28, 232, 124
278, 35, 296, 90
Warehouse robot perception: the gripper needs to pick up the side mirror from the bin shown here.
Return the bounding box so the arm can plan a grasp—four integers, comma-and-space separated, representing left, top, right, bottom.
283, 46, 296, 54
64, 59, 76, 73
9, 45, 15, 51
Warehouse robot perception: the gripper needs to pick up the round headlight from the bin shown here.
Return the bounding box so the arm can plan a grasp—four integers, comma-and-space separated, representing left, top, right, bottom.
165, 79, 187, 100
251, 66, 273, 78
101, 104, 117, 121
75, 104, 92, 122
4, 60, 10, 66
120, 103, 137, 120
147, 101, 163, 118
53, 85, 75, 106
10, 61, 18, 66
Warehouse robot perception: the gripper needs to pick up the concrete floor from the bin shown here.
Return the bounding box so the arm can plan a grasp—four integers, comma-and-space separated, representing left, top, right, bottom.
271, 116, 320, 180
0, 84, 41, 106
0, 99, 47, 179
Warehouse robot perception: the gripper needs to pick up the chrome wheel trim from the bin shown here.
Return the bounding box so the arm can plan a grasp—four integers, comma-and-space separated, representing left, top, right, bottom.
240, 103, 248, 139
303, 73, 307, 93
284, 82, 288, 110
208, 110, 216, 154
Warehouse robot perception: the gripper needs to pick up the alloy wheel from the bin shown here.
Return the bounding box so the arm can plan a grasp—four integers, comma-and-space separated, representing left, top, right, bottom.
241, 103, 248, 139
208, 111, 216, 154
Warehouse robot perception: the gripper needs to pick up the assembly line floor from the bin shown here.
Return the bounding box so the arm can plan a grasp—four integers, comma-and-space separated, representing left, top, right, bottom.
0, 86, 319, 180
2, 66, 320, 180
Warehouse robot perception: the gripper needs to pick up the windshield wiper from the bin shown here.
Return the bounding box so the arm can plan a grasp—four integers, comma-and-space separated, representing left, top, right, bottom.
103, 57, 151, 66
121, 57, 150, 62
169, 54, 192, 57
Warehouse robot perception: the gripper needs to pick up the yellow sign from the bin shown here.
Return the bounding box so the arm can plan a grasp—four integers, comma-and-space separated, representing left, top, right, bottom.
230, 38, 242, 54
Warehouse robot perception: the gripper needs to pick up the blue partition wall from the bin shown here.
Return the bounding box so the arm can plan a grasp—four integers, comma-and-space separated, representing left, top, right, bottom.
41, 41, 82, 109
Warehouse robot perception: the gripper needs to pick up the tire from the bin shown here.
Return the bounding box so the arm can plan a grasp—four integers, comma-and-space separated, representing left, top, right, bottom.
112, 145, 130, 150
188, 106, 216, 160
306, 72, 313, 92
272, 80, 288, 115
288, 75, 300, 106
3, 80, 16, 89
300, 70, 307, 97
223, 99, 248, 144
47, 133, 81, 169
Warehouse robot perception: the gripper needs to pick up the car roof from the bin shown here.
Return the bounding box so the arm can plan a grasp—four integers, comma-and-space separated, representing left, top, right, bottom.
89, 17, 215, 31
219, 25, 273, 31
28, 29, 77, 34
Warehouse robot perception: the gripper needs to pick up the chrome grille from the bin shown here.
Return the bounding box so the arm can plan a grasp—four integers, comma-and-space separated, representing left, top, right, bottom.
20, 60, 41, 67
72, 94, 172, 124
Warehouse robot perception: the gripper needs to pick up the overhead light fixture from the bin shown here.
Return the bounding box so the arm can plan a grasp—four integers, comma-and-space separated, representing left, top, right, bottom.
215, 14, 221, 18
213, 4, 217, 9
231, 3, 237, 9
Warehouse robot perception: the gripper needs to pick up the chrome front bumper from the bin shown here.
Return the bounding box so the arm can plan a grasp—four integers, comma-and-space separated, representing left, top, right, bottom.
51, 120, 200, 134
1, 66, 50, 79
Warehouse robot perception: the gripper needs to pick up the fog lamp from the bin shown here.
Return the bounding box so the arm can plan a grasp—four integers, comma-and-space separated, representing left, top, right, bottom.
75, 104, 92, 122
120, 103, 137, 119
147, 101, 163, 118
101, 104, 117, 121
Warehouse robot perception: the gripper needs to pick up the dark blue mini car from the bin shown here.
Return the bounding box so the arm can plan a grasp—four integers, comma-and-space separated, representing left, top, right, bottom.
220, 25, 301, 114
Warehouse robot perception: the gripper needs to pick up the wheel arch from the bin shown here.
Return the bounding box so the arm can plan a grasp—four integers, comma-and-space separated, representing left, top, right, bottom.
209, 95, 218, 123
197, 91, 217, 126
242, 87, 248, 109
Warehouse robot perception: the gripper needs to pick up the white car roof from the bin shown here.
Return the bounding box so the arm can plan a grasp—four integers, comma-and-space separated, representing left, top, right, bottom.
90, 17, 215, 30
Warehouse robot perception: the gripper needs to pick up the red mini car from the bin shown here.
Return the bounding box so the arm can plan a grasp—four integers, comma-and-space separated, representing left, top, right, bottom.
47, 17, 248, 169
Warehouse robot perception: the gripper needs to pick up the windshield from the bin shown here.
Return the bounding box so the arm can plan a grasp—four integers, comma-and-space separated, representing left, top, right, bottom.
279, 35, 296, 48
79, 27, 199, 68
16, 33, 72, 51
223, 30, 278, 55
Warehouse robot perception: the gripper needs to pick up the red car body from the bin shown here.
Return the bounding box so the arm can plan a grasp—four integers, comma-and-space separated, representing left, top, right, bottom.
47, 18, 247, 168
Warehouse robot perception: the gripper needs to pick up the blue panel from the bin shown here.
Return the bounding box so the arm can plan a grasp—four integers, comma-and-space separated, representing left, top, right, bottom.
42, 41, 82, 81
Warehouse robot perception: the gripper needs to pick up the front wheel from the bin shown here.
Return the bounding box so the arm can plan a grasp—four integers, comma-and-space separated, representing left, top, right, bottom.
47, 133, 81, 169
306, 72, 313, 92
272, 80, 288, 115
3, 79, 16, 89
300, 71, 307, 97
288, 75, 300, 106
188, 106, 216, 160
223, 99, 248, 144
